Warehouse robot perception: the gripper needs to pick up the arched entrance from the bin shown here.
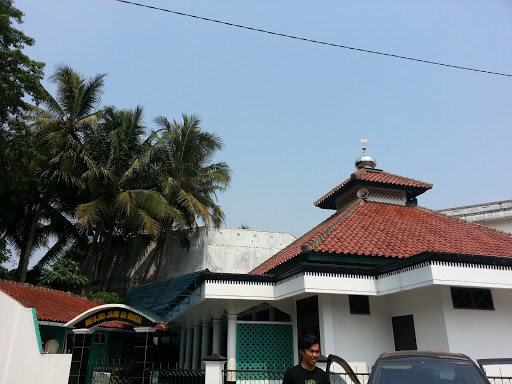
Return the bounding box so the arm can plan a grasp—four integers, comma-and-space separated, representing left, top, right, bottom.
65, 304, 167, 384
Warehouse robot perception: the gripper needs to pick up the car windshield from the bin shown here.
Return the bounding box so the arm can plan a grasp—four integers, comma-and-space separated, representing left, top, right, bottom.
371, 360, 488, 384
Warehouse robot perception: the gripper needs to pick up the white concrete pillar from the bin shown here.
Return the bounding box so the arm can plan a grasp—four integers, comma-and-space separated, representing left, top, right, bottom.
318, 294, 335, 356
226, 314, 238, 381
212, 318, 222, 354
179, 325, 186, 369
204, 356, 227, 384
192, 323, 201, 369
185, 326, 193, 369
291, 302, 299, 365
201, 321, 211, 365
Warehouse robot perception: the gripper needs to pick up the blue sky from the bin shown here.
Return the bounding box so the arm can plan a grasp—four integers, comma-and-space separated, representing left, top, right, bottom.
14, 0, 512, 240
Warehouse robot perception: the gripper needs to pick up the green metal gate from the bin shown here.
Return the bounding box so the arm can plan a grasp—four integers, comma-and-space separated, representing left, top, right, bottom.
236, 322, 293, 374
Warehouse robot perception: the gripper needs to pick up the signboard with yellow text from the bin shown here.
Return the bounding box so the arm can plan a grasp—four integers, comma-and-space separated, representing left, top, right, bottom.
74, 307, 155, 328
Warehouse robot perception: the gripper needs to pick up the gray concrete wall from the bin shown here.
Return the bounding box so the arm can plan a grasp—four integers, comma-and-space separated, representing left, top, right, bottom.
102, 227, 295, 294
156, 227, 296, 279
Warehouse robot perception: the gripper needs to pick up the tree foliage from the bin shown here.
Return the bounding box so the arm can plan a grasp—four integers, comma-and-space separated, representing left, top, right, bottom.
86, 291, 124, 304
0, 0, 45, 124
0, 0, 232, 291
6, 63, 232, 292
38, 258, 88, 293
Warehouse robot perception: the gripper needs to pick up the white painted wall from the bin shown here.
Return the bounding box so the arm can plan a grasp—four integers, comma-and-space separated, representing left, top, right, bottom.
442, 286, 512, 362
328, 294, 394, 370
387, 286, 450, 351
173, 266, 512, 371
325, 286, 451, 370
0, 291, 71, 384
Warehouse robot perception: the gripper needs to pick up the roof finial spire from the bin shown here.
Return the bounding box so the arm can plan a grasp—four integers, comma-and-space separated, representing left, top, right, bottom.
361, 138, 368, 155
355, 138, 377, 169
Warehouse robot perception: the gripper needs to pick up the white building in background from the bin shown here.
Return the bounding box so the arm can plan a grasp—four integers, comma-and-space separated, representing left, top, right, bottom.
127, 148, 512, 374
142, 227, 297, 280
439, 200, 512, 233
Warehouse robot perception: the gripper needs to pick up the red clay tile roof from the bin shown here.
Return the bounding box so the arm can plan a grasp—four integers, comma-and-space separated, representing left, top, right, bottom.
314, 168, 433, 209
250, 201, 512, 275
0, 280, 167, 330
0, 280, 102, 323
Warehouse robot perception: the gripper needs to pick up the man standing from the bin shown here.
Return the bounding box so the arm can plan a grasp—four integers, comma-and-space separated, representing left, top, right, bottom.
283, 335, 330, 384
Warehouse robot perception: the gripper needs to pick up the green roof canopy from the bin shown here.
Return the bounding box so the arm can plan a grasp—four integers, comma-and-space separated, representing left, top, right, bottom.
126, 271, 205, 318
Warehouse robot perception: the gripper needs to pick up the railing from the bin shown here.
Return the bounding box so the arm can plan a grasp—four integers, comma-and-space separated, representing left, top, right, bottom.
91, 366, 205, 384
148, 369, 205, 384
224, 369, 286, 383
91, 364, 134, 384
89, 365, 507, 384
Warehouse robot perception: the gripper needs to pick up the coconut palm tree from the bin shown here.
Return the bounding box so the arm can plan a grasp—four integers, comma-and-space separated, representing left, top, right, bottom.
76, 106, 169, 291
141, 114, 231, 281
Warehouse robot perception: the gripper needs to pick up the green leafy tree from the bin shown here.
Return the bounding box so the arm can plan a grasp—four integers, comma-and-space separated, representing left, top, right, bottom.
0, 0, 46, 282
0, 119, 55, 283
0, 238, 14, 279
86, 291, 124, 304
0, 0, 45, 124
18, 66, 106, 283
38, 258, 88, 293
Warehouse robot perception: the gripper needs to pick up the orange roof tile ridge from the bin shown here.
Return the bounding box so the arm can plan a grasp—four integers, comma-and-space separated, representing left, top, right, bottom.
0, 278, 90, 300
248, 209, 347, 274
248, 233, 307, 275
302, 200, 365, 252
373, 171, 433, 188
313, 169, 367, 206
416, 206, 512, 237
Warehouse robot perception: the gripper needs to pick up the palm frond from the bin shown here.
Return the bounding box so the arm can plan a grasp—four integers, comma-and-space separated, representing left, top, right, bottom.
75, 198, 108, 230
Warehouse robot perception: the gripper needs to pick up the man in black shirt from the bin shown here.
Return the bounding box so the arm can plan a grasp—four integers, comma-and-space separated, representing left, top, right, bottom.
282, 335, 330, 384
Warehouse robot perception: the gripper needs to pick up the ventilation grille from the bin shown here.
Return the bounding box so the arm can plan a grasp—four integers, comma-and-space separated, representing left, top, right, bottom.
368, 188, 406, 205
336, 191, 359, 211
336, 187, 406, 210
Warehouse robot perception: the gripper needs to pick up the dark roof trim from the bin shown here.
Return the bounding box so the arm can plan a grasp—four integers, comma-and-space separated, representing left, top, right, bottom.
205, 251, 512, 283
376, 251, 512, 276
129, 252, 512, 316
316, 180, 429, 210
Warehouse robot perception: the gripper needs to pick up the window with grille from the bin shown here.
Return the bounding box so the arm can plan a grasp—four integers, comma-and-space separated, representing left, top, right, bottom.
349, 295, 370, 314
296, 296, 319, 342
93, 333, 107, 344
451, 287, 494, 310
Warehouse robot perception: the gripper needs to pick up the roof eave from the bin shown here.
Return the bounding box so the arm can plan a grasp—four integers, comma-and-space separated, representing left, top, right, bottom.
315, 180, 432, 209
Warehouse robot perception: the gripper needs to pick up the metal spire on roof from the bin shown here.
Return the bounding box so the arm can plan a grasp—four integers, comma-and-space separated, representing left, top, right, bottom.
355, 138, 377, 169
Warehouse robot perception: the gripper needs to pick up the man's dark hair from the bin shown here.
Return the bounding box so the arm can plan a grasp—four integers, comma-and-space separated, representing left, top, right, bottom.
298, 335, 320, 350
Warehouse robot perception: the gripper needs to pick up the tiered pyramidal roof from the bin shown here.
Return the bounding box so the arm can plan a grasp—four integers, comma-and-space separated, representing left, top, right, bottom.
251, 148, 512, 275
